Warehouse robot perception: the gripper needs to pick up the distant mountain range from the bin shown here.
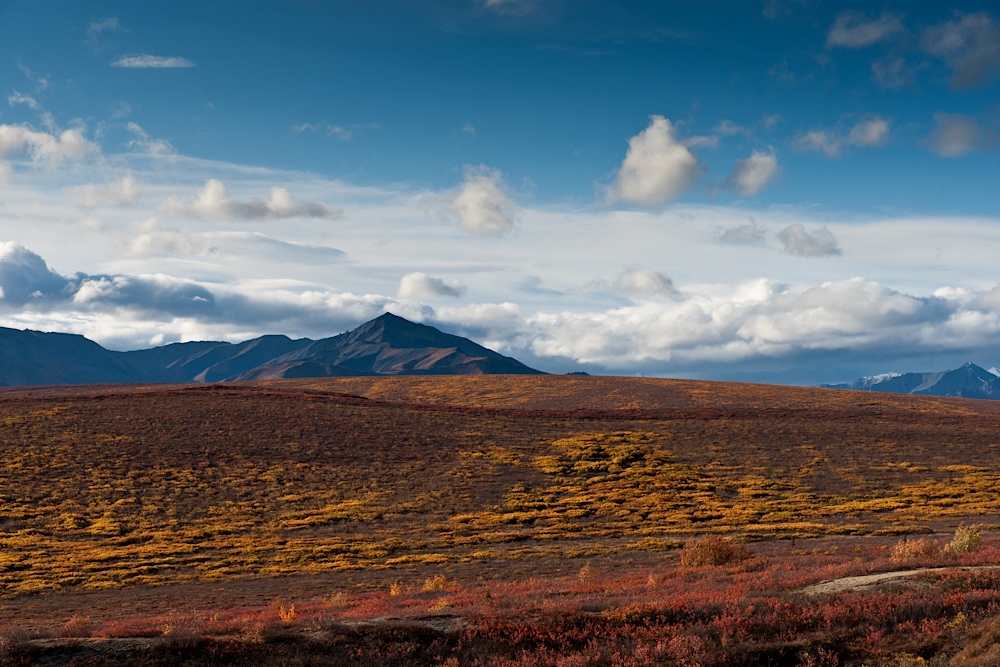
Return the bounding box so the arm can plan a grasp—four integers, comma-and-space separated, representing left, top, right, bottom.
0, 313, 542, 386
822, 362, 1000, 399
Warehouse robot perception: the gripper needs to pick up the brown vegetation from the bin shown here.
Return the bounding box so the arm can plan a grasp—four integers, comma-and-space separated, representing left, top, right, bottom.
2, 375, 1000, 663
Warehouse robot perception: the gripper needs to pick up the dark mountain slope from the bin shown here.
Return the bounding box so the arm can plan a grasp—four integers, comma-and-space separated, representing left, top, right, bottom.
235, 313, 542, 379
0, 327, 140, 386
0, 313, 542, 386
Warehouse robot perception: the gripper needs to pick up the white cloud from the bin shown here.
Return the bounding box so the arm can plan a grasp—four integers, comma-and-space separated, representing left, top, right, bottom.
161, 179, 343, 220
725, 149, 778, 196
847, 115, 891, 147
827, 11, 904, 48
448, 165, 518, 236
126, 123, 175, 155
78, 173, 141, 207
927, 113, 986, 158
683, 135, 719, 149
0, 124, 98, 177
0, 242, 71, 304
794, 130, 841, 157
778, 224, 842, 257
795, 116, 891, 157
608, 116, 699, 206
112, 54, 195, 69
397, 272, 467, 299
7, 92, 39, 110
714, 120, 751, 136
922, 12, 1000, 89
614, 267, 676, 297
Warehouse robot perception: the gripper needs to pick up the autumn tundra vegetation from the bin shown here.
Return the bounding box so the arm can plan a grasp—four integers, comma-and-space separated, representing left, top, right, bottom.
3, 375, 1000, 665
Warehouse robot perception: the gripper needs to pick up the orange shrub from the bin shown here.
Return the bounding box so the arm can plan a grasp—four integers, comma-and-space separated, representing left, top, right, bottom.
890, 537, 937, 565
678, 535, 749, 567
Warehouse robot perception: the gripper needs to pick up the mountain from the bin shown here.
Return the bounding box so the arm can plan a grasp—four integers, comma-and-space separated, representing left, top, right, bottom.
233, 313, 542, 379
0, 314, 543, 387
822, 362, 1000, 399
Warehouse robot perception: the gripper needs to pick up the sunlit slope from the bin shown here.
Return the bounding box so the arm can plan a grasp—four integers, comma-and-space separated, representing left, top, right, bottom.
2, 375, 1000, 597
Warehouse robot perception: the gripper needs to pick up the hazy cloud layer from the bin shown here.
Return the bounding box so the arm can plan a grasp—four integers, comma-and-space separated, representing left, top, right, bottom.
8, 241, 1000, 381
609, 116, 699, 206
449, 166, 518, 235
827, 11, 903, 48
162, 179, 343, 220
778, 224, 842, 257
77, 174, 141, 207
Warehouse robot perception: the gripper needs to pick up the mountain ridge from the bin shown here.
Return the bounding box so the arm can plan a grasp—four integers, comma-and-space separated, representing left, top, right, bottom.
0, 313, 542, 387
822, 362, 1000, 399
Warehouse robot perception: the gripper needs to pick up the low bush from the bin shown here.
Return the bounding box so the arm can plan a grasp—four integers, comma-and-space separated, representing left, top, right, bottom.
890, 537, 938, 565
678, 535, 750, 567
945, 523, 984, 555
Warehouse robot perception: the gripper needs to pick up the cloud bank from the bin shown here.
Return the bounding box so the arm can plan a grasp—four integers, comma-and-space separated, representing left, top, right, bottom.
162, 179, 343, 220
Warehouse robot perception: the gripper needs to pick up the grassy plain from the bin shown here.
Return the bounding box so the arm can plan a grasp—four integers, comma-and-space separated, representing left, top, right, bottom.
3, 375, 1000, 664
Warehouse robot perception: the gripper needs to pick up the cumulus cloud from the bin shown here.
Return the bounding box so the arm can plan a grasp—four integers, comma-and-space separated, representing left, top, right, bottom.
614, 267, 677, 297
847, 115, 891, 147
0, 124, 98, 179
928, 113, 987, 157
719, 222, 765, 245
827, 11, 904, 48
725, 149, 778, 196
922, 12, 1000, 89
794, 130, 842, 157
12, 241, 1000, 379
112, 54, 195, 68
0, 242, 71, 304
448, 165, 518, 236
161, 179, 343, 221
78, 173, 141, 207
778, 224, 842, 257
126, 122, 175, 155
608, 116, 700, 206
397, 272, 467, 300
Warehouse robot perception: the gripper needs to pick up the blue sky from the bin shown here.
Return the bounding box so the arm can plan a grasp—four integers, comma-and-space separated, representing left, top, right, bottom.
0, 0, 998, 384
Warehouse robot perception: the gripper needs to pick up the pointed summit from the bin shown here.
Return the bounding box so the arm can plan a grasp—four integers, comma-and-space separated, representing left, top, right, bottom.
232, 313, 543, 379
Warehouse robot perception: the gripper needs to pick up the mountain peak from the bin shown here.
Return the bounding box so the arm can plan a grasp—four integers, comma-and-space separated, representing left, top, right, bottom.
824, 362, 1000, 400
